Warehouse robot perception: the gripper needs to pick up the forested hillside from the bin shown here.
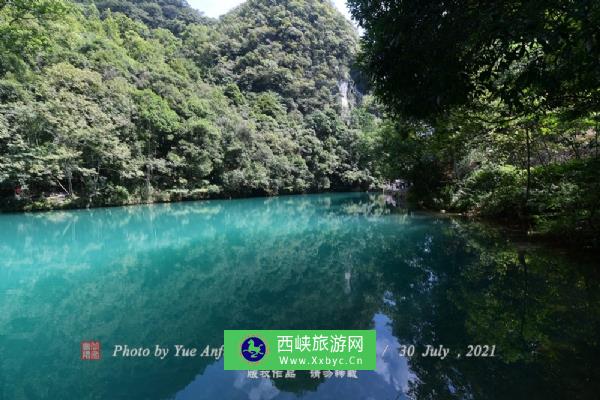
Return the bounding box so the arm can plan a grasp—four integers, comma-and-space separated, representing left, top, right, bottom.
2, 0, 597, 245
0, 0, 380, 210
79, 0, 212, 34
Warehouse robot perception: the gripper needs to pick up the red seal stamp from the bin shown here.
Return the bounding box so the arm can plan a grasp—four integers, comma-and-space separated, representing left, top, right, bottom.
81, 341, 101, 360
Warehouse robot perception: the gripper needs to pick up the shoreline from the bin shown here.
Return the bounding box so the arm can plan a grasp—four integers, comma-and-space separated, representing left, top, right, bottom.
0, 189, 373, 214
2, 190, 597, 251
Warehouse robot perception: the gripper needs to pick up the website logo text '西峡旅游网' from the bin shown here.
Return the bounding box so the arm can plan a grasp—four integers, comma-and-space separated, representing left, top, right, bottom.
224, 330, 376, 370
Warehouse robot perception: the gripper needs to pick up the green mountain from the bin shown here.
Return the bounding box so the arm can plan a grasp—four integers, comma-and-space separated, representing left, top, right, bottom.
214, 0, 360, 114
0, 0, 380, 211
80, 0, 212, 33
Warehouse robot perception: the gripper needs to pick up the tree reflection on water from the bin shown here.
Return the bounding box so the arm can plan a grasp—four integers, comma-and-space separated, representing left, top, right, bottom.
0, 193, 598, 399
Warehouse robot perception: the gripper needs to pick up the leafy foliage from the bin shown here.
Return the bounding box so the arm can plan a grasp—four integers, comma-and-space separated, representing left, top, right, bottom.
0, 0, 381, 210
79, 0, 211, 33
348, 0, 600, 244
348, 0, 600, 118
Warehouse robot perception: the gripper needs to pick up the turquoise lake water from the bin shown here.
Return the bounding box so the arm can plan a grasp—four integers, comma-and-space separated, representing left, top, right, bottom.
0, 193, 599, 399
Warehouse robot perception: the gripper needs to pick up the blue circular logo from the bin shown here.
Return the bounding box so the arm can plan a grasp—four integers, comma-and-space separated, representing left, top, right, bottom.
241, 336, 266, 362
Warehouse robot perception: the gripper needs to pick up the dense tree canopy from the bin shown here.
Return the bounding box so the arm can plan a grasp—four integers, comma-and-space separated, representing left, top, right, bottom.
0, 0, 382, 210
214, 0, 359, 114
79, 0, 211, 33
348, 0, 600, 245
348, 0, 600, 118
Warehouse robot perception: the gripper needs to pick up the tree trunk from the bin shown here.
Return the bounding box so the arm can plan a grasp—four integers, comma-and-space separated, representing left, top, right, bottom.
525, 127, 531, 207
145, 160, 153, 200
518, 250, 529, 339
89, 160, 101, 204
595, 117, 599, 158
66, 164, 73, 197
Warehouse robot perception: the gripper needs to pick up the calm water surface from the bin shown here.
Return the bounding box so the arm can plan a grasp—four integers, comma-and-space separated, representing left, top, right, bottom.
1, 193, 599, 399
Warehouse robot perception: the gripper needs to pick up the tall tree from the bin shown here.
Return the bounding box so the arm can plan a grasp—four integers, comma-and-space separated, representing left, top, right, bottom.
348, 0, 600, 119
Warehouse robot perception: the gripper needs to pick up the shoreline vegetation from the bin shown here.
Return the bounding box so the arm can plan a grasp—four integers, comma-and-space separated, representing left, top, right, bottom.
3, 188, 596, 252
3, 187, 371, 212
346, 0, 600, 248
1, 0, 599, 248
